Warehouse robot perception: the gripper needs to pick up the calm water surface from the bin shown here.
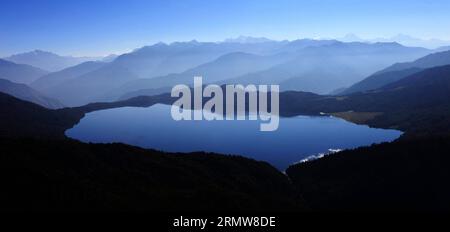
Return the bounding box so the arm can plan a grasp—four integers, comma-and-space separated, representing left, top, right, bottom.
66, 104, 402, 170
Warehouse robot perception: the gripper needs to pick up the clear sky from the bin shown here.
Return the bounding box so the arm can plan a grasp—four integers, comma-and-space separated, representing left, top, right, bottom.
1, 0, 449, 56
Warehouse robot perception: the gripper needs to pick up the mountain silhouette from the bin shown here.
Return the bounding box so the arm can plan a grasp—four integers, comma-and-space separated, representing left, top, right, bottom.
228, 42, 430, 94
0, 79, 63, 109
31, 61, 106, 92
4, 50, 101, 72
344, 50, 450, 94
0, 59, 48, 84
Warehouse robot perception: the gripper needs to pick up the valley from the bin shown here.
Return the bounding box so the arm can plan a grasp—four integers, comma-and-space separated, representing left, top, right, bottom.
2, 37, 450, 212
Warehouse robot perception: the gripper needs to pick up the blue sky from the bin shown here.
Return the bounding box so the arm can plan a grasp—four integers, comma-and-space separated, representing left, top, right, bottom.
1, 0, 449, 56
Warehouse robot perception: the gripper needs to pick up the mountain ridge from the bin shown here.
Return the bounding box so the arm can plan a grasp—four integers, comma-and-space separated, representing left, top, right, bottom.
4, 50, 102, 72
0, 79, 64, 109
0, 58, 48, 84
343, 50, 450, 94
31, 61, 107, 92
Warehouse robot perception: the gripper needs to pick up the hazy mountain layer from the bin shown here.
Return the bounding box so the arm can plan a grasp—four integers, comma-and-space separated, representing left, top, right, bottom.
341, 68, 423, 95
0, 79, 64, 109
31, 61, 107, 92
14, 40, 434, 105
0, 59, 48, 84
226, 42, 430, 94
4, 50, 101, 72
42, 63, 139, 106
344, 50, 450, 94
106, 51, 292, 101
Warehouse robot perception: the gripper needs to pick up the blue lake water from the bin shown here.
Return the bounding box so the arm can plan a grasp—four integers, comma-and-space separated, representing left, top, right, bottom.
66, 104, 402, 170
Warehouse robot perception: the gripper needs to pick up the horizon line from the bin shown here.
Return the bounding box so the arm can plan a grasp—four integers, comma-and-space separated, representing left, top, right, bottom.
2, 34, 450, 58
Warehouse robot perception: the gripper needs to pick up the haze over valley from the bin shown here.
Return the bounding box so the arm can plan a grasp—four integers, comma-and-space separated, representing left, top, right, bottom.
2, 0, 450, 213
2, 37, 446, 107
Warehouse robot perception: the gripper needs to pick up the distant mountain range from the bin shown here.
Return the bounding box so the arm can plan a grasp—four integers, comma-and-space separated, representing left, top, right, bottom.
40, 63, 139, 106
0, 58, 48, 84
105, 51, 292, 101
226, 42, 430, 94
339, 33, 450, 49
343, 50, 450, 94
3, 50, 103, 72
2, 51, 450, 211
223, 36, 275, 44
111, 40, 290, 78
27, 39, 339, 106
0, 79, 63, 109
6, 39, 446, 107
31, 61, 107, 92
5, 53, 450, 140
106, 40, 431, 103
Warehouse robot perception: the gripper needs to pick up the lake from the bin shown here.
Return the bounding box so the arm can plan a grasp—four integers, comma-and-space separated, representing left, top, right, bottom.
66, 104, 402, 170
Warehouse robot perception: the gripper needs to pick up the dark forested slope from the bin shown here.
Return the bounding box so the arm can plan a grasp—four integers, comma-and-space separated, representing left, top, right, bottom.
1, 138, 299, 212
287, 136, 450, 211
0, 92, 300, 211
2, 60, 450, 211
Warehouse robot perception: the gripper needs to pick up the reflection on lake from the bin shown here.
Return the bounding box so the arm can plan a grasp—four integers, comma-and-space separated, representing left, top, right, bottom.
66, 104, 402, 170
